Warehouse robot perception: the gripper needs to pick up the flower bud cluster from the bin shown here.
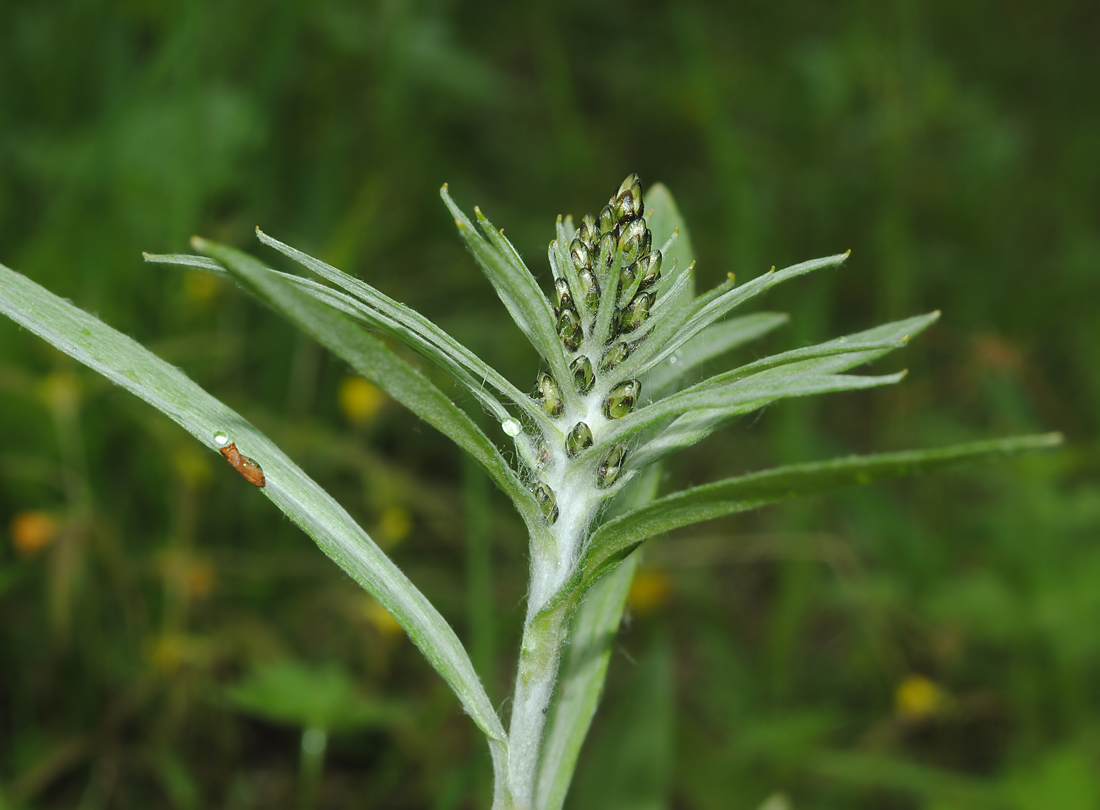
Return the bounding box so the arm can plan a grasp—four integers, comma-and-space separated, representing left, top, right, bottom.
529, 173, 663, 523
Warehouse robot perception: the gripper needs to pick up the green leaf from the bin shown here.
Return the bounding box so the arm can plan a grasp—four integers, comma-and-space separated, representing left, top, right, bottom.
0, 264, 509, 764
226, 660, 402, 733
619, 252, 848, 381
631, 312, 941, 467
643, 183, 695, 313
440, 185, 574, 400
251, 230, 550, 429
187, 238, 545, 539
146, 248, 547, 431
598, 371, 907, 450
581, 433, 1062, 591
645, 312, 789, 394
753, 311, 941, 379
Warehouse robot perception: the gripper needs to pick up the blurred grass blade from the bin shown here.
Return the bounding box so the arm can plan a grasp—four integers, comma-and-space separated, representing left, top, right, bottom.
188, 238, 545, 539
251, 229, 548, 428
646, 312, 789, 394
580, 434, 1063, 591
0, 264, 509, 763
440, 185, 574, 393
536, 466, 661, 810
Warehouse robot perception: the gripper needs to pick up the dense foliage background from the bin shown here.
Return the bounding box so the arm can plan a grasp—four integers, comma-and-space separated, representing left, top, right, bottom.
1, 1, 1096, 807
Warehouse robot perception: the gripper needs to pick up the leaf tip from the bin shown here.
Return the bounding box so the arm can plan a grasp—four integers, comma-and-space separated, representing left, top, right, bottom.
844, 249, 852, 258
932, 309, 943, 320
189, 236, 207, 251
141, 251, 151, 260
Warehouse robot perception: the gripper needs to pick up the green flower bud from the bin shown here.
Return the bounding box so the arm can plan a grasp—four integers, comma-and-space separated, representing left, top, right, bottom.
570, 355, 595, 395
613, 173, 644, 223
569, 238, 591, 273
533, 483, 559, 525
557, 307, 583, 351
596, 204, 617, 237
536, 371, 564, 417
596, 230, 617, 273
579, 269, 600, 312
566, 421, 594, 457
618, 261, 637, 299
604, 379, 641, 419
619, 292, 652, 333
617, 219, 651, 268
635, 250, 662, 291
576, 213, 598, 251
554, 278, 573, 311
596, 444, 626, 489
599, 341, 632, 373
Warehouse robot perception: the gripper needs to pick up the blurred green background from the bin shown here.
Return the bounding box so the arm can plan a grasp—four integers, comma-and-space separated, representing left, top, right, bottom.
1, 1, 1097, 808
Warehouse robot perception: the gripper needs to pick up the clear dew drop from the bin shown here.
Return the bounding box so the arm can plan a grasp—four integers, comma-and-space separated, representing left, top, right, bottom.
213, 431, 229, 447
502, 419, 521, 437
668, 354, 680, 365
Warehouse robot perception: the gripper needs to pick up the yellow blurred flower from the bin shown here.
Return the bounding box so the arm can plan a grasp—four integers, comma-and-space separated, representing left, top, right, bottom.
363, 597, 404, 638
174, 445, 213, 488
10, 510, 61, 557
183, 270, 222, 303
38, 372, 82, 415
339, 376, 385, 425
628, 568, 671, 615
148, 633, 210, 673
185, 560, 216, 599
895, 674, 945, 720
377, 506, 412, 547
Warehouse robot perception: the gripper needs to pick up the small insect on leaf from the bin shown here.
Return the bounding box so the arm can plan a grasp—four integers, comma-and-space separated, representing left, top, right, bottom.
218, 441, 266, 487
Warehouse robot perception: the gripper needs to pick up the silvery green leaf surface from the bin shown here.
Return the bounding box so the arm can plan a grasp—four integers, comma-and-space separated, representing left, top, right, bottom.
619, 252, 849, 381
0, 263, 509, 787
187, 239, 545, 541
440, 185, 574, 399
579, 433, 1062, 592
753, 311, 940, 378
251, 229, 549, 427
643, 183, 695, 313
631, 312, 941, 467
146, 246, 547, 430
595, 371, 907, 450
646, 312, 789, 394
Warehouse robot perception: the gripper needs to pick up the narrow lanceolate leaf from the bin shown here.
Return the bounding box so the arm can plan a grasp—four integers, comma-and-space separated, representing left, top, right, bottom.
596, 371, 907, 449
440, 186, 574, 398
187, 239, 546, 541
252, 230, 545, 425
0, 263, 509, 767
754, 311, 940, 379
579, 433, 1063, 591
631, 311, 942, 467
645, 312, 789, 394
621, 252, 849, 381
146, 250, 542, 429
535, 467, 661, 810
